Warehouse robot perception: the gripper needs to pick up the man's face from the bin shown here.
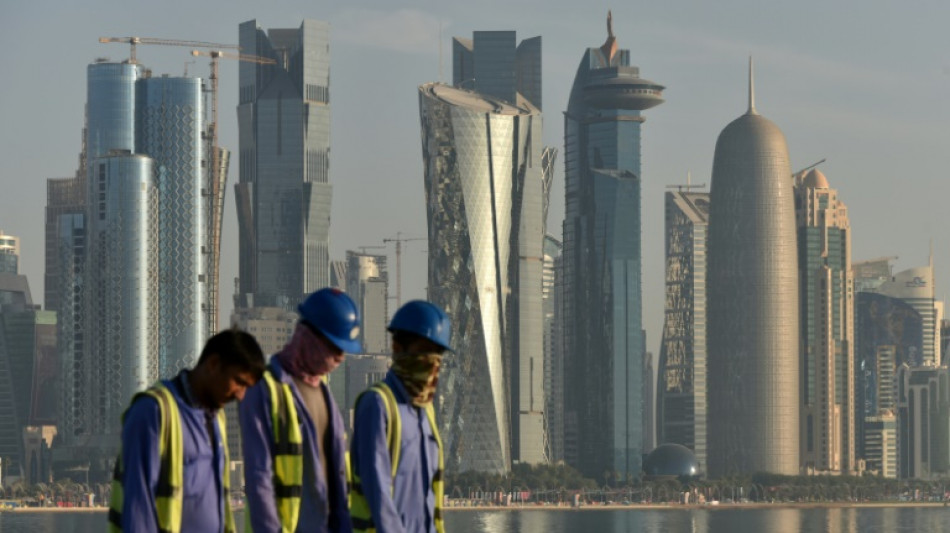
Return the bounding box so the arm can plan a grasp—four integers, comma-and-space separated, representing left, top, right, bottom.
207, 356, 259, 408
323, 343, 345, 374
301, 322, 346, 375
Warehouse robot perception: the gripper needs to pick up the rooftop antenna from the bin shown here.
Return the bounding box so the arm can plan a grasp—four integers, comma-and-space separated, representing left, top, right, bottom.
438, 20, 443, 83
666, 171, 706, 192
747, 56, 757, 115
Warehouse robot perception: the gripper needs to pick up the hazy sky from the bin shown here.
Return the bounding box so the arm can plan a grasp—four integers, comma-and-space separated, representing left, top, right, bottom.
2, 1, 949, 355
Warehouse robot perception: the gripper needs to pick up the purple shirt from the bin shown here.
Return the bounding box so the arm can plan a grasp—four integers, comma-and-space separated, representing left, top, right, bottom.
119, 371, 226, 532
240, 357, 352, 533
351, 370, 440, 533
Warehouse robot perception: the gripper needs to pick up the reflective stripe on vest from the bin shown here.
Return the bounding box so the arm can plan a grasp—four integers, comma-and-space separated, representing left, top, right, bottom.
350, 383, 444, 533
255, 370, 304, 533
107, 382, 236, 533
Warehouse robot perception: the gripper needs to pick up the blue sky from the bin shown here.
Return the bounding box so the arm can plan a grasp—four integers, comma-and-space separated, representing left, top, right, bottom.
2, 1, 949, 355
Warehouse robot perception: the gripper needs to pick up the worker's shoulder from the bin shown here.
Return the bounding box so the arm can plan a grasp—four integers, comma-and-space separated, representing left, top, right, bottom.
354, 385, 389, 413
123, 393, 162, 429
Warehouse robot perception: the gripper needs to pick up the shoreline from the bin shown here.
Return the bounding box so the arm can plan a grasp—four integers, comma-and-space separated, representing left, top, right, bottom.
443, 501, 950, 511
4, 502, 948, 513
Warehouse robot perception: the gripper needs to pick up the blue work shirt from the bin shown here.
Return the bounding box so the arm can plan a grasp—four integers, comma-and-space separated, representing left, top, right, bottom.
119, 371, 227, 533
240, 357, 351, 533
351, 370, 440, 533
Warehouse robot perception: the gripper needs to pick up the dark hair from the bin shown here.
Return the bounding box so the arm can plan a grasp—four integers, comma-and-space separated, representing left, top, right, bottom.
197, 329, 266, 377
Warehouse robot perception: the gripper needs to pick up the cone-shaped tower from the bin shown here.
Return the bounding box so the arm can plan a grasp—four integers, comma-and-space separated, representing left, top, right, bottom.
706, 60, 800, 476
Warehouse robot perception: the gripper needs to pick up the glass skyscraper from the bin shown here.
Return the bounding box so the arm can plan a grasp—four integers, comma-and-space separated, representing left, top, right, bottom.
236, 19, 332, 310
561, 13, 664, 481
419, 79, 545, 472
73, 60, 206, 440
136, 76, 207, 376
855, 291, 923, 459
86, 153, 159, 436
657, 190, 709, 471
0, 232, 19, 274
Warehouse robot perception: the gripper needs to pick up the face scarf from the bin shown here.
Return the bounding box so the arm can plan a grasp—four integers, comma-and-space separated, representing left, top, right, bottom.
391, 352, 443, 407
276, 323, 338, 387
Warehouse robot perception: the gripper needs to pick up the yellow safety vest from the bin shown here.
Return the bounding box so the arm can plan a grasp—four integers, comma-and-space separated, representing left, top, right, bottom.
108, 382, 236, 533
350, 382, 444, 533
248, 370, 304, 533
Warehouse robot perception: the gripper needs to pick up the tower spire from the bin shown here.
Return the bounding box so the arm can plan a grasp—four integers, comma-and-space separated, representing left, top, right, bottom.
747, 56, 757, 115
600, 10, 618, 64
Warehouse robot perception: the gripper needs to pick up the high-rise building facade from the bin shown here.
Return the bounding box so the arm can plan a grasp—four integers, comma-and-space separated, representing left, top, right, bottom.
46, 188, 86, 444
854, 291, 923, 460
85, 153, 159, 436
876, 265, 943, 366
864, 412, 897, 478
706, 62, 800, 476
0, 232, 19, 274
419, 74, 546, 471
542, 236, 563, 463
78, 60, 208, 439
44, 176, 85, 315
897, 364, 950, 479
795, 169, 855, 474
657, 190, 709, 470
136, 76, 208, 376
344, 251, 389, 354
236, 19, 332, 310
561, 13, 664, 480
0, 260, 58, 481
453, 32, 541, 110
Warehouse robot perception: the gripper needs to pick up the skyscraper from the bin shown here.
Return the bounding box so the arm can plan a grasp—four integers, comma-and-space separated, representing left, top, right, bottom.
85, 153, 159, 437
453, 31, 541, 109
542, 236, 563, 463
421, 29, 548, 471
897, 364, 950, 479
0, 232, 19, 274
44, 175, 85, 315
795, 168, 855, 474
657, 190, 709, 470
875, 264, 943, 366
137, 75, 208, 376
854, 291, 922, 460
561, 12, 664, 480
0, 254, 57, 481
236, 19, 332, 310
77, 59, 208, 440
419, 55, 546, 469
706, 60, 799, 476
344, 251, 389, 354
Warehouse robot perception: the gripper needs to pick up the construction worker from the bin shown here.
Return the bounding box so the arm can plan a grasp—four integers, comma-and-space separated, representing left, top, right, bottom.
109, 329, 266, 533
240, 288, 360, 532
350, 300, 451, 533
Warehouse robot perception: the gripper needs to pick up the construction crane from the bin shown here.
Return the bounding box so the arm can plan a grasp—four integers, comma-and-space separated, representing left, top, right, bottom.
98, 36, 238, 64
191, 50, 276, 332
383, 232, 426, 307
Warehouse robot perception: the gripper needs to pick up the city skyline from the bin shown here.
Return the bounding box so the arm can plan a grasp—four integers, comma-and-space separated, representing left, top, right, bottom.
3, 2, 949, 362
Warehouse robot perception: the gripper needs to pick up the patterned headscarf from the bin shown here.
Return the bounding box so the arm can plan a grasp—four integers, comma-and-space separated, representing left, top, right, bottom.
391, 352, 443, 407
276, 323, 339, 387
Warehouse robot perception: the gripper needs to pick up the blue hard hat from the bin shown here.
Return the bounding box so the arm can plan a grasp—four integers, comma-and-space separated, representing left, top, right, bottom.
298, 288, 362, 353
388, 300, 452, 352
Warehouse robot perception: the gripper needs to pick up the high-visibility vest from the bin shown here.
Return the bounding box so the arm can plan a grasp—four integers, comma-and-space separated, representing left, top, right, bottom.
350, 382, 444, 533
248, 370, 304, 533
108, 381, 236, 533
